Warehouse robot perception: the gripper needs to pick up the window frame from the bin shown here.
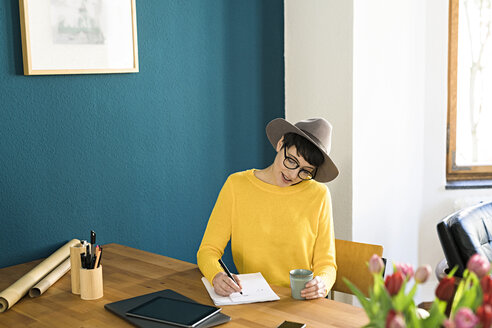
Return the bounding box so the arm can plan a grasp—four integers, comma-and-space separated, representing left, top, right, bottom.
446, 0, 492, 181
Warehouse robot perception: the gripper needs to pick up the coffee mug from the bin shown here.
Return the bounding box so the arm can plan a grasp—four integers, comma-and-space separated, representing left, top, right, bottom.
289, 269, 313, 300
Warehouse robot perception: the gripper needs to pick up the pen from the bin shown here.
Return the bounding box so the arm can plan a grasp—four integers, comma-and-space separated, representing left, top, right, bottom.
94, 246, 101, 269
90, 253, 97, 269
96, 246, 103, 268
90, 230, 96, 256
80, 253, 86, 269
218, 258, 242, 295
85, 244, 90, 268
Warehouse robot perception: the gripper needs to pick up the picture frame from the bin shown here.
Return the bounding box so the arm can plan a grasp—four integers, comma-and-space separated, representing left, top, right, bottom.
19, 0, 139, 75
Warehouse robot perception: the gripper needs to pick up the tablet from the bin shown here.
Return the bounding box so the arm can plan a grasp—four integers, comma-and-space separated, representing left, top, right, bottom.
126, 296, 221, 328
277, 321, 306, 328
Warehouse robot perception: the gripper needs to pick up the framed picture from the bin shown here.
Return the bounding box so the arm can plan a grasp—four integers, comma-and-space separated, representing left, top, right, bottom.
19, 0, 138, 75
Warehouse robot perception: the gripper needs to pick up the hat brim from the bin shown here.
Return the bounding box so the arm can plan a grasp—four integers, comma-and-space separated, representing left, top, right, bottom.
266, 118, 339, 183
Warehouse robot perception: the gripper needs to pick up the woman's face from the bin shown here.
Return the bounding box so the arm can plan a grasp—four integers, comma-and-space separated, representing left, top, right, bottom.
272, 140, 316, 187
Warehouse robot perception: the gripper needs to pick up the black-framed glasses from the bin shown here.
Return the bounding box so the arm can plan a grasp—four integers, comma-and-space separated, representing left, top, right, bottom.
283, 147, 317, 181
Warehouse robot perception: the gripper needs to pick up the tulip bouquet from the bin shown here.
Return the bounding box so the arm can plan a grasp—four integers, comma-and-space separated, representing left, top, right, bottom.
344, 253, 492, 328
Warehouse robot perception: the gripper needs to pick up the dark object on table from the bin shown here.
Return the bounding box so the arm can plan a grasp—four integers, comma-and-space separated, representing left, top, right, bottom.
105, 289, 230, 328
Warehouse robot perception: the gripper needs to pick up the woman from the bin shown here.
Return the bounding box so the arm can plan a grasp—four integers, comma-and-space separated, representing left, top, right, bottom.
197, 117, 338, 299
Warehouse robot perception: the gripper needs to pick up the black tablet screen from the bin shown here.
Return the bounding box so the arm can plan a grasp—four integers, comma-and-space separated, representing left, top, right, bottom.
126, 296, 221, 327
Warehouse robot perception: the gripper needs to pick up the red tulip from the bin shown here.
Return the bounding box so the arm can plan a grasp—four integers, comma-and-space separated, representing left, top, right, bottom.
482, 276, 492, 295
481, 276, 492, 307
467, 254, 490, 278
484, 293, 492, 306
476, 304, 492, 328
435, 276, 456, 302
385, 271, 404, 296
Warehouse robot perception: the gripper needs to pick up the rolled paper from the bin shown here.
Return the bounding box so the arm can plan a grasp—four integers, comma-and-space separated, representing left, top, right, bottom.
0, 239, 80, 313
28, 258, 71, 298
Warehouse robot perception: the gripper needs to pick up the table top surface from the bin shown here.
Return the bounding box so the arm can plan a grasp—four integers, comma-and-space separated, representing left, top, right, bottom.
0, 243, 367, 328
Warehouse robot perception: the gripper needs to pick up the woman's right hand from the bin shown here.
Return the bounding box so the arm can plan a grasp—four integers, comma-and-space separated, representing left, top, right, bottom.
212, 271, 242, 296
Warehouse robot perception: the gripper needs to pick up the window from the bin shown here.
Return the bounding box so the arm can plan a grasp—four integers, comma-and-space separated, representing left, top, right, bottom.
447, 0, 492, 181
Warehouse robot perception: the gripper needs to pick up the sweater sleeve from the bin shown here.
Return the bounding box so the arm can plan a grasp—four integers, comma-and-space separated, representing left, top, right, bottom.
312, 187, 337, 295
197, 177, 234, 285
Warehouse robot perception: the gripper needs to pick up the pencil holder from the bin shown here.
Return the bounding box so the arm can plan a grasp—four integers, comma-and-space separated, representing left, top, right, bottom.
69, 243, 85, 294
80, 265, 103, 300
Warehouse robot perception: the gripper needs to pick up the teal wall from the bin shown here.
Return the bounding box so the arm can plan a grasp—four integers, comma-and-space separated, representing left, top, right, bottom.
0, 0, 284, 268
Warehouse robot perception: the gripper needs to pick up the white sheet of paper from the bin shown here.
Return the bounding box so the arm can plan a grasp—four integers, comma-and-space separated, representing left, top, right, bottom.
201, 272, 280, 306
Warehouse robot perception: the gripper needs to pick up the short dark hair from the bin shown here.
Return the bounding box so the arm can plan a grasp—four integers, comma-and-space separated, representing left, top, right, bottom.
282, 132, 325, 168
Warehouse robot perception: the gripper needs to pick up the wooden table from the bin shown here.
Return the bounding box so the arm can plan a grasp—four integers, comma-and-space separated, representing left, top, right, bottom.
0, 244, 367, 327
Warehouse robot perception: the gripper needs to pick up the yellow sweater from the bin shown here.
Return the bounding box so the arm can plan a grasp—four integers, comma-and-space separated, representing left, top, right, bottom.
197, 169, 337, 291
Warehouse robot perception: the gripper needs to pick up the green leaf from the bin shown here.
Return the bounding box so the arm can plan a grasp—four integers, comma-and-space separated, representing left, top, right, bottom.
447, 265, 458, 278
421, 300, 447, 328
343, 278, 372, 313
450, 272, 470, 315
452, 270, 483, 315
391, 278, 417, 312
451, 281, 464, 315
379, 288, 393, 313
398, 283, 418, 310
362, 320, 384, 328
372, 274, 388, 304
404, 306, 423, 328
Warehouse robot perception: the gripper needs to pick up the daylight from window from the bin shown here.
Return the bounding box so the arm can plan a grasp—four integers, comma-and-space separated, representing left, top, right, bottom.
456, 0, 492, 166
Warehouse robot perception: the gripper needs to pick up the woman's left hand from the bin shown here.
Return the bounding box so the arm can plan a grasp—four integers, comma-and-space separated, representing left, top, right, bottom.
300, 276, 327, 299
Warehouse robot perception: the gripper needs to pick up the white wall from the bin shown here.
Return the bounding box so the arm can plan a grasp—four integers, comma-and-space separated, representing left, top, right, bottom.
353, 0, 426, 266
284, 0, 354, 241
285, 0, 492, 304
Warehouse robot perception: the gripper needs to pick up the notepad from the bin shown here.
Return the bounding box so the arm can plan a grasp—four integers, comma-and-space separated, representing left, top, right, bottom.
201, 272, 280, 306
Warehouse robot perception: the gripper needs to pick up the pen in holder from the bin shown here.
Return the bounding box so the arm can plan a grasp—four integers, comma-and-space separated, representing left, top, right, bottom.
80, 265, 103, 300
69, 243, 86, 295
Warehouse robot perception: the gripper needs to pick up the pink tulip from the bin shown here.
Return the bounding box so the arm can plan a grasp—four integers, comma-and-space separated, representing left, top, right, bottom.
385, 310, 406, 328
369, 254, 385, 274
467, 254, 490, 278
395, 262, 414, 279
414, 265, 431, 284
442, 319, 456, 328
454, 308, 479, 328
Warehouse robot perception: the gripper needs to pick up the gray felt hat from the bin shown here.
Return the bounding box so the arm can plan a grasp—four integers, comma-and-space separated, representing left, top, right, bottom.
266, 118, 339, 183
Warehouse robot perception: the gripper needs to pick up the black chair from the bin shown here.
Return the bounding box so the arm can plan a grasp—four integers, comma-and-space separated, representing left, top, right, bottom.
436, 201, 492, 278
